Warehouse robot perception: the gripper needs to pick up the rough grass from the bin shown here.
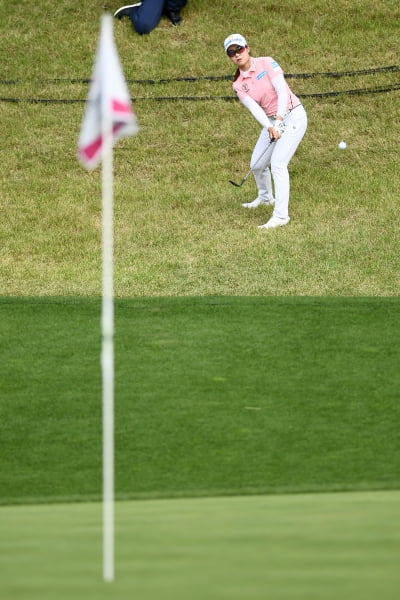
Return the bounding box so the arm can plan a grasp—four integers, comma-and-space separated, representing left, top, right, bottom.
1, 0, 400, 297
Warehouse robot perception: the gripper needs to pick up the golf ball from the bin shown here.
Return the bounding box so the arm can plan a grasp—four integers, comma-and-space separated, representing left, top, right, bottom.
338, 141, 347, 150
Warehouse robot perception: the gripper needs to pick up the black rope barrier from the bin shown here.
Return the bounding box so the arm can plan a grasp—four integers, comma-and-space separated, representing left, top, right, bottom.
0, 65, 399, 86
1, 81, 400, 105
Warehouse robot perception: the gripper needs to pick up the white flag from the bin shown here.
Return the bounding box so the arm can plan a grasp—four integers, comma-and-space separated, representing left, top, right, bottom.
78, 14, 138, 170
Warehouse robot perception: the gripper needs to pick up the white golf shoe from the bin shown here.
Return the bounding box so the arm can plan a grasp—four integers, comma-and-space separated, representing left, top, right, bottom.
241, 197, 275, 208
258, 216, 290, 229
114, 3, 142, 19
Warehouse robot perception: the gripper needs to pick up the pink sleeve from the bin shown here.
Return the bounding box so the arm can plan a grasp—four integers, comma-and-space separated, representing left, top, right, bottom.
264, 57, 284, 79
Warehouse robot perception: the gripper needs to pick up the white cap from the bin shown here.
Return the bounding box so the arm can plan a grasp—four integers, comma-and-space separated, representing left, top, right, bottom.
223, 33, 247, 53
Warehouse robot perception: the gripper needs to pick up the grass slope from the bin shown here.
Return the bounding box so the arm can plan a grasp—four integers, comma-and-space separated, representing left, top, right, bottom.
1, 1, 400, 297
1, 491, 400, 600
1, 296, 399, 504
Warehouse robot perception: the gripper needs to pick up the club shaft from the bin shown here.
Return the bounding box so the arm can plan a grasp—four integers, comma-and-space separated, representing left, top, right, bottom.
229, 138, 274, 187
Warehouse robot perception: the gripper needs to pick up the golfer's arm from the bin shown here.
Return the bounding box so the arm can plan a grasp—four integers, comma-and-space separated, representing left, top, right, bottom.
271, 74, 288, 119
239, 96, 271, 129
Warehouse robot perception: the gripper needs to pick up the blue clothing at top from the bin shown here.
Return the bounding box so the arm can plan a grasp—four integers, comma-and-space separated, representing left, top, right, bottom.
125, 0, 187, 34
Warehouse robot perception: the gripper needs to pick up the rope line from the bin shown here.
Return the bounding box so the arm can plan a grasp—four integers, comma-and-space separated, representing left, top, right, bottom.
0, 65, 398, 86
1, 82, 400, 104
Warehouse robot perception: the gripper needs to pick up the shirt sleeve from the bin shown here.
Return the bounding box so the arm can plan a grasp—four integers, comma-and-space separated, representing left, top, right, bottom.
239, 95, 271, 129
271, 74, 288, 118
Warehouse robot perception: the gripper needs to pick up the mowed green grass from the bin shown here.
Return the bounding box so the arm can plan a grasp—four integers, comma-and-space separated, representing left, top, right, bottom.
1, 491, 400, 600
1, 296, 399, 504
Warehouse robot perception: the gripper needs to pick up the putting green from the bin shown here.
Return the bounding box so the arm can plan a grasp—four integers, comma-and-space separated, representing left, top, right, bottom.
1, 490, 399, 599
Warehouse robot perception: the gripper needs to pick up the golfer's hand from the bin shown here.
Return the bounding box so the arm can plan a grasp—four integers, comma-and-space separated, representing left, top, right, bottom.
268, 118, 285, 140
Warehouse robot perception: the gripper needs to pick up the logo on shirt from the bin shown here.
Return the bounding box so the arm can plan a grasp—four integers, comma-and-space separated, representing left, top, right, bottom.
256, 70, 267, 80
271, 61, 280, 70
242, 83, 250, 92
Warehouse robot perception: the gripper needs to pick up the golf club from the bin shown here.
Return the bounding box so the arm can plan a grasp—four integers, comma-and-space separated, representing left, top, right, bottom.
229, 138, 275, 187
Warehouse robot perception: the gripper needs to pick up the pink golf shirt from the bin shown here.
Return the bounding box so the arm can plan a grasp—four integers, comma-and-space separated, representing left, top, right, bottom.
233, 57, 300, 117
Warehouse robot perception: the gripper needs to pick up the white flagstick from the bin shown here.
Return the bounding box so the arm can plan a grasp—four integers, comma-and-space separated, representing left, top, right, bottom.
101, 102, 115, 581
78, 13, 138, 580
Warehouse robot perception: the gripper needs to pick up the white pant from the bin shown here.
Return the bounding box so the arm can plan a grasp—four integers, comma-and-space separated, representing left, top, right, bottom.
251, 105, 307, 219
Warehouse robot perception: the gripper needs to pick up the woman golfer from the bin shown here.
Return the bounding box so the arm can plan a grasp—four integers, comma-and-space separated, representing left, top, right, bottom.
224, 33, 307, 229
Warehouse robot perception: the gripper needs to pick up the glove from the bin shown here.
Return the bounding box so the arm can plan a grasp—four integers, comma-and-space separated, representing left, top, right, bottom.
272, 119, 285, 134
268, 118, 285, 141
